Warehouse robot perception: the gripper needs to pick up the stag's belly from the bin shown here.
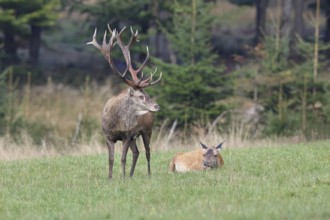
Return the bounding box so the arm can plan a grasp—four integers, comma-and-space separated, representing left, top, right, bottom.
103, 129, 143, 142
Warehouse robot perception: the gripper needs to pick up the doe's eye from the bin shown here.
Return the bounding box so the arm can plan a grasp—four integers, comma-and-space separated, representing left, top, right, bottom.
138, 95, 145, 100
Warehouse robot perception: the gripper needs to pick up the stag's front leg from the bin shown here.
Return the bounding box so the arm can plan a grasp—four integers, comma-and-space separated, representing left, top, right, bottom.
129, 141, 140, 177
142, 133, 151, 176
106, 138, 115, 180
121, 140, 131, 178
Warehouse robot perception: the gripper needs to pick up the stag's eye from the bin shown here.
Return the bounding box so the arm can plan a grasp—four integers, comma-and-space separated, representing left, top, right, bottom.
138, 95, 145, 100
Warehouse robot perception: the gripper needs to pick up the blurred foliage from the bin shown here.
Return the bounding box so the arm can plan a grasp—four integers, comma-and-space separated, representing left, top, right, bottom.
0, 0, 59, 27
0, 67, 54, 143
70, 0, 172, 37
0, 0, 329, 143
72, 0, 151, 30
230, 32, 330, 137
0, 67, 23, 136
0, 69, 6, 129
229, 0, 255, 6
0, 0, 60, 65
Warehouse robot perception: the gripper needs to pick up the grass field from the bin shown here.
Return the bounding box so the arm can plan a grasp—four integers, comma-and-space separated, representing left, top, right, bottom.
0, 140, 329, 220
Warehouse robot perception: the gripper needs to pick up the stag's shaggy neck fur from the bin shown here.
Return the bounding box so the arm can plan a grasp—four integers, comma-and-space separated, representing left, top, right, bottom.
102, 87, 156, 142
108, 93, 138, 130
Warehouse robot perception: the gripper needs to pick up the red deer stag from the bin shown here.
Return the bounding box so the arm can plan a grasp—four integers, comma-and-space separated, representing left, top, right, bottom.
168, 141, 225, 173
87, 25, 162, 179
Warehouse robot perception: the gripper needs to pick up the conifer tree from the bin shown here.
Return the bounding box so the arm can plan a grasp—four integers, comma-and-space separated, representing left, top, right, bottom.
151, 0, 225, 128
0, 0, 59, 65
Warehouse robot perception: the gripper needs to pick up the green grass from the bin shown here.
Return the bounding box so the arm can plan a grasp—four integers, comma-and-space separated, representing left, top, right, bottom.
0, 141, 329, 220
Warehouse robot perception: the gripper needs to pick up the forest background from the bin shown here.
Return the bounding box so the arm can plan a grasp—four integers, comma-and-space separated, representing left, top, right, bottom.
0, 0, 329, 157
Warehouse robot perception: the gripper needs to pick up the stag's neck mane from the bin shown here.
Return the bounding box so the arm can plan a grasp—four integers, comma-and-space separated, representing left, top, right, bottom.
105, 88, 144, 131
121, 92, 140, 130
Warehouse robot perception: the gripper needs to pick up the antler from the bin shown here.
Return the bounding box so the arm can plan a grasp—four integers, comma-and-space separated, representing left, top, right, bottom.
86, 25, 126, 78
87, 25, 162, 88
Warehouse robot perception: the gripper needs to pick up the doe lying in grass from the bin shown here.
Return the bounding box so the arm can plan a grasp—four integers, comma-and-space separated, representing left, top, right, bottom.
168, 141, 225, 173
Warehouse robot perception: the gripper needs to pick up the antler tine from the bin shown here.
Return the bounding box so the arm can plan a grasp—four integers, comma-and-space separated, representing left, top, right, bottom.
136, 46, 150, 74
137, 71, 144, 85
86, 28, 101, 50
145, 67, 157, 83
102, 30, 107, 47
119, 26, 127, 34
149, 71, 162, 86
107, 24, 113, 35
106, 24, 117, 46
130, 26, 138, 37
138, 67, 162, 88
128, 26, 139, 48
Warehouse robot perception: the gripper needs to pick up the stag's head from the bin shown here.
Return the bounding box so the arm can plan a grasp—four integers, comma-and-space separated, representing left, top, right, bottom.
125, 87, 160, 115
87, 25, 162, 116
200, 141, 225, 169
86, 25, 162, 90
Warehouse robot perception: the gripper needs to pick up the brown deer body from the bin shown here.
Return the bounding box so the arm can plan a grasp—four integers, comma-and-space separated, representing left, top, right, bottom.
168, 142, 225, 173
87, 25, 161, 179
102, 88, 158, 178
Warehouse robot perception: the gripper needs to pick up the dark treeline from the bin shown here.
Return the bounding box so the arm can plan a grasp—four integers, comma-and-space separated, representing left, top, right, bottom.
0, 0, 330, 141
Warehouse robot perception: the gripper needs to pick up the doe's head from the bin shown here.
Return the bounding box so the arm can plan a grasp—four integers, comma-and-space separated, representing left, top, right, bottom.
200, 141, 225, 169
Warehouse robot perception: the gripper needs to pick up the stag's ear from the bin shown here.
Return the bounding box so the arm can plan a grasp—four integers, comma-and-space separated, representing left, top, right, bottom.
216, 141, 225, 150
126, 87, 135, 96
200, 141, 208, 150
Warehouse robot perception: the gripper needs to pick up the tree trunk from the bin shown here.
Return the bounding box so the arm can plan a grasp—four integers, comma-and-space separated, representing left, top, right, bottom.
324, 1, 330, 57
313, 0, 320, 96
293, 0, 305, 39
3, 30, 18, 64
149, 0, 159, 57
280, 0, 293, 39
29, 24, 42, 65
255, 0, 270, 43
325, 14, 330, 42
324, 2, 330, 42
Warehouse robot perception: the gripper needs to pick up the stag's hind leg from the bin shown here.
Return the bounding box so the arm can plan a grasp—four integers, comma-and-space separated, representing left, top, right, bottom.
106, 138, 115, 180
129, 142, 140, 177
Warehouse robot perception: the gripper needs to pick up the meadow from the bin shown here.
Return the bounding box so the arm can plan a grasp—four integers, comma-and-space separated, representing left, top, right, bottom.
1, 140, 329, 220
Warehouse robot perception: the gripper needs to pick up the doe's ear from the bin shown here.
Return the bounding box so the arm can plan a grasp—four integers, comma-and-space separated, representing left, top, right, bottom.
200, 141, 208, 150
216, 141, 225, 150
